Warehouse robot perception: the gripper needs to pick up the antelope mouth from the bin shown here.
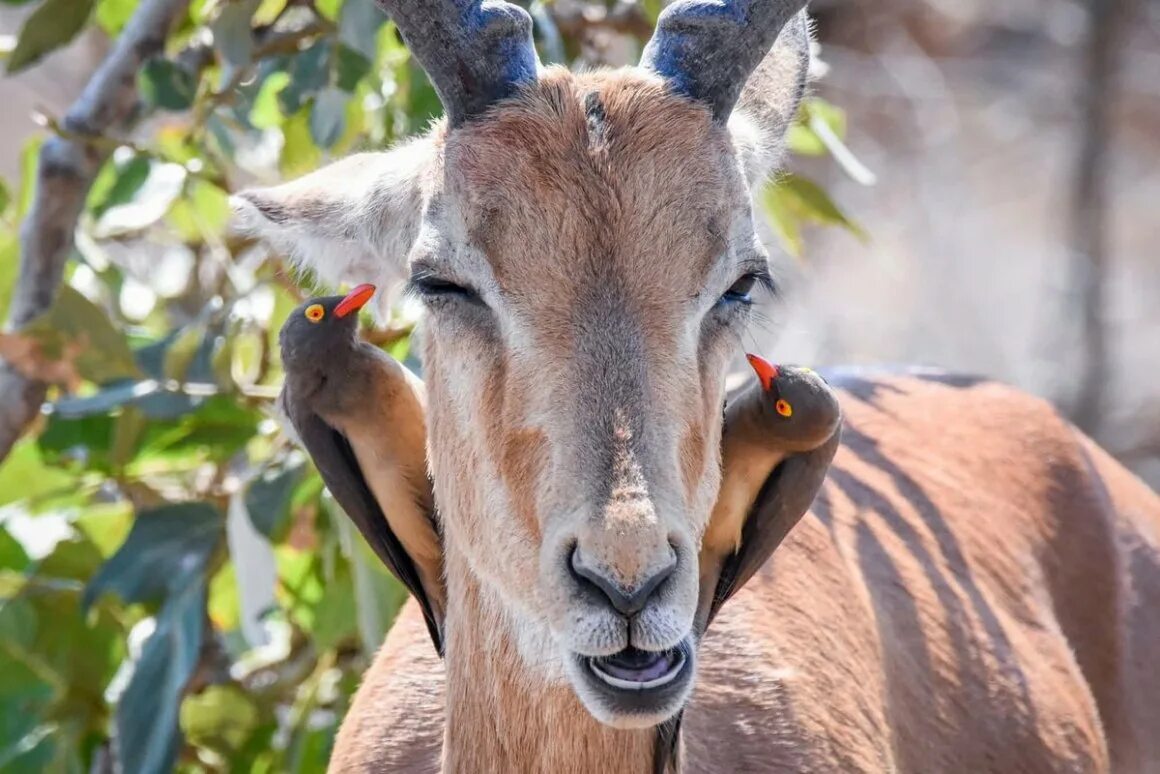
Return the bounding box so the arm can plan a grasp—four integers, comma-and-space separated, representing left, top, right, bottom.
571, 637, 695, 725
587, 646, 687, 690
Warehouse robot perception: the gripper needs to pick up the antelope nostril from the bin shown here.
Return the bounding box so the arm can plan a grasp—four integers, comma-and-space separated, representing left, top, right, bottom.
569, 547, 677, 617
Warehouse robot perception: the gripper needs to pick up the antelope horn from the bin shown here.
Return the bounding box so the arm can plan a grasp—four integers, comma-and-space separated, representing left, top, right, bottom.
639, 0, 808, 123
375, 0, 540, 127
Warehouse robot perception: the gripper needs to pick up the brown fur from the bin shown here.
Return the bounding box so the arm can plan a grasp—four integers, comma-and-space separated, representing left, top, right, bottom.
330, 375, 1160, 773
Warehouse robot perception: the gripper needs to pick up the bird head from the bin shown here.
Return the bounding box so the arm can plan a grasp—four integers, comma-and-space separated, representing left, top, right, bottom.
279, 284, 377, 381
745, 353, 842, 451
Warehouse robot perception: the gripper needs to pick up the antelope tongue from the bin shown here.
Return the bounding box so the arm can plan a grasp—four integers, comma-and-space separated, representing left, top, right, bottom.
593, 647, 678, 684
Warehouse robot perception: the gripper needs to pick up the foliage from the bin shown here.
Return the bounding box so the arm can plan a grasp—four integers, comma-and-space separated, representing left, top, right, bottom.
0, 1, 869, 772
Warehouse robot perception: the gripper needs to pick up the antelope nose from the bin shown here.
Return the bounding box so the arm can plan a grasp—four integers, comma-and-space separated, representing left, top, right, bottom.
569, 547, 676, 617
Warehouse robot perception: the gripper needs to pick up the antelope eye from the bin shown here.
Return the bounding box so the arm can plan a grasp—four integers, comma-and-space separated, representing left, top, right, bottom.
305, 304, 325, 323
717, 273, 760, 306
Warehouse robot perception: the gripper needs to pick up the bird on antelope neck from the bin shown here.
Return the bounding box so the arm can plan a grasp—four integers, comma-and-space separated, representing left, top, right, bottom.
278, 284, 444, 654
698, 353, 842, 624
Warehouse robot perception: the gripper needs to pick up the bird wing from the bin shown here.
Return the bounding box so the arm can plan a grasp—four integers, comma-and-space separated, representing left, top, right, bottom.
286, 392, 443, 655
707, 427, 841, 625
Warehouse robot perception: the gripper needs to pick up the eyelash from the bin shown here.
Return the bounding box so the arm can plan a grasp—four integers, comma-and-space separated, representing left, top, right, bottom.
716, 269, 775, 310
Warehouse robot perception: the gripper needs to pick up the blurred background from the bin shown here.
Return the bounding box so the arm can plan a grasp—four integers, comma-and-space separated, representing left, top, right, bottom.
0, 0, 1155, 771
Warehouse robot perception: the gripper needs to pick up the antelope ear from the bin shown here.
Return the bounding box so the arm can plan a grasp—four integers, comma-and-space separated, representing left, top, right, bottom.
231, 137, 434, 313
728, 10, 812, 188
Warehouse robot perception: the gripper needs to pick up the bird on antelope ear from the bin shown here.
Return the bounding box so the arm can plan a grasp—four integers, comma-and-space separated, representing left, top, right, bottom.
698, 353, 842, 626
278, 284, 444, 654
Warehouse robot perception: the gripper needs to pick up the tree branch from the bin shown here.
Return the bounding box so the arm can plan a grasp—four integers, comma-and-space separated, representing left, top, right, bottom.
1068, 0, 1134, 433
0, 0, 190, 461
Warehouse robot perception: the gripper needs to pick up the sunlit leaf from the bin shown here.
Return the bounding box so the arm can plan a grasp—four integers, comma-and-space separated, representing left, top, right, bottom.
6, 0, 96, 74
0, 229, 16, 321
0, 440, 73, 509
253, 0, 287, 25
250, 71, 292, 130
180, 684, 260, 755
166, 178, 231, 243
95, 0, 139, 35
280, 110, 322, 178
775, 173, 867, 240
760, 181, 804, 259
314, 0, 341, 22
17, 136, 41, 218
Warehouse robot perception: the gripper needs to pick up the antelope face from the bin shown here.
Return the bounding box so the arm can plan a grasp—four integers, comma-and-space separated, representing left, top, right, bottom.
413, 71, 769, 726
233, 0, 810, 730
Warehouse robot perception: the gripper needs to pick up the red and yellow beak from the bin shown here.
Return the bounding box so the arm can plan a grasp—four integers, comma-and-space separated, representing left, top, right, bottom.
334, 283, 376, 319
745, 353, 780, 392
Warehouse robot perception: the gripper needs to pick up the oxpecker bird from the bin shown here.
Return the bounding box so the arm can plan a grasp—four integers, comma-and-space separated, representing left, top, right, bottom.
278, 284, 444, 653
699, 354, 843, 625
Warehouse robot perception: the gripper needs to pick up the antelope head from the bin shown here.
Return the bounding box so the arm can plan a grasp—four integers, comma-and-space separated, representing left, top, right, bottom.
234, 0, 810, 731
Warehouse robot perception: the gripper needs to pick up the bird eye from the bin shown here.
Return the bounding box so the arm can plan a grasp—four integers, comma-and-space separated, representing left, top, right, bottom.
304, 304, 325, 323
776, 399, 793, 417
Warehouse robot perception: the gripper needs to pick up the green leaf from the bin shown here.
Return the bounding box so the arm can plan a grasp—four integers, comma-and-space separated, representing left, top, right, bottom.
139, 59, 198, 112
6, 0, 96, 74
0, 525, 30, 572
96, 0, 139, 35
83, 502, 222, 610
279, 41, 330, 114
0, 229, 16, 322
253, 0, 287, 25
308, 564, 357, 650
246, 457, 306, 540
135, 395, 262, 464
0, 178, 10, 214
776, 173, 867, 240
50, 380, 161, 419
213, 0, 259, 69
309, 88, 347, 149
279, 110, 322, 178
1, 285, 141, 386
338, 0, 384, 61
180, 684, 260, 755
249, 71, 291, 130
314, 0, 341, 22
89, 155, 151, 219
166, 178, 231, 243
335, 44, 369, 93
0, 438, 73, 508
17, 136, 41, 218
760, 181, 804, 259
115, 573, 206, 774
331, 499, 406, 652
38, 412, 115, 471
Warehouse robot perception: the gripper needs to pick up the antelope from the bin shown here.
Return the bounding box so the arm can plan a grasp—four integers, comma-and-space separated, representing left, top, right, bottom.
232, 0, 1160, 770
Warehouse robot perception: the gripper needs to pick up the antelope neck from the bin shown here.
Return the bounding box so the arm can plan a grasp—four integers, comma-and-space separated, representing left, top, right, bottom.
440, 547, 660, 772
